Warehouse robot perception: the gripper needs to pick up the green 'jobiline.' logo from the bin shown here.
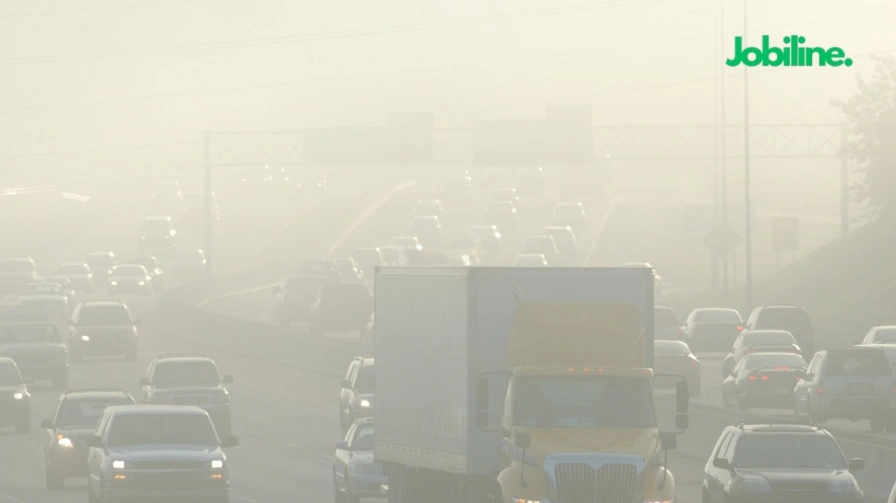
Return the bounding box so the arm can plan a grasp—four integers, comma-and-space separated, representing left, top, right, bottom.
725, 35, 852, 68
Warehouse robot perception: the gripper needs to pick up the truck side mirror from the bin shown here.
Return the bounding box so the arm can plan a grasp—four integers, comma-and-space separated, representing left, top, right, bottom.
514, 432, 531, 449
659, 432, 677, 450
475, 376, 488, 411
676, 381, 689, 413
335, 440, 349, 451
675, 413, 689, 430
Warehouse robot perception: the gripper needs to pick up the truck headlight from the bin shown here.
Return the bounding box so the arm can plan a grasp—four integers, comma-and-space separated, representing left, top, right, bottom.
359, 399, 371, 408
210, 459, 224, 469
112, 460, 127, 469
512, 498, 541, 503
110, 281, 118, 286
830, 480, 858, 493
57, 436, 74, 448
13, 392, 23, 400
81, 335, 90, 342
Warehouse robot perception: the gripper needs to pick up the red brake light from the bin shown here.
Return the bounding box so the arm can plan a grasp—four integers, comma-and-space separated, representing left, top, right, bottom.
747, 374, 757, 381
817, 381, 825, 395
760, 375, 769, 381
736, 325, 744, 332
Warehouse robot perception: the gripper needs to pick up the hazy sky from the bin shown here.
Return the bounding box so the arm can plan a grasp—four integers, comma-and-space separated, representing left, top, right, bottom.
0, 0, 893, 177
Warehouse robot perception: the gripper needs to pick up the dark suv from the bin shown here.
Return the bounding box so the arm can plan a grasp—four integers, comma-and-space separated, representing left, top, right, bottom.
703, 420, 865, 503
41, 389, 136, 489
139, 354, 234, 435
746, 305, 816, 358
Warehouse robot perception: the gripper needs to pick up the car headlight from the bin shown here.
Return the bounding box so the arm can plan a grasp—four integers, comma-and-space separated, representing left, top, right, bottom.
210, 459, 224, 469
110, 281, 118, 286
81, 335, 90, 342
57, 436, 74, 448
112, 460, 127, 469
830, 480, 858, 493
137, 281, 145, 286
511, 498, 541, 503
13, 392, 23, 400
359, 399, 371, 408
741, 479, 772, 492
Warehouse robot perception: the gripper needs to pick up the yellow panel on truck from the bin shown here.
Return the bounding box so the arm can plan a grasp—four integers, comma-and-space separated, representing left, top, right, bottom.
508, 302, 644, 368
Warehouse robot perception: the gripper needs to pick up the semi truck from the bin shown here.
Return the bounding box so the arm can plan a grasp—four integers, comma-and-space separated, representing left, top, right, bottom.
374, 266, 690, 503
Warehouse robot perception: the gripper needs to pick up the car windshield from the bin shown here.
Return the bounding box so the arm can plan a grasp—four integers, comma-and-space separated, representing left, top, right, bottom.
58, 264, 88, 274
655, 341, 691, 355
655, 308, 678, 327
354, 365, 375, 394
0, 324, 61, 344
24, 283, 63, 295
824, 350, 892, 377
153, 361, 221, 388
756, 308, 812, 330
351, 423, 375, 450
742, 353, 807, 370
113, 266, 146, 277
77, 306, 132, 326
514, 375, 656, 428
733, 435, 847, 469
0, 261, 33, 273
86, 255, 114, 268
744, 333, 793, 347
695, 309, 741, 322
0, 363, 22, 385
107, 413, 218, 446
57, 398, 132, 428
871, 328, 896, 343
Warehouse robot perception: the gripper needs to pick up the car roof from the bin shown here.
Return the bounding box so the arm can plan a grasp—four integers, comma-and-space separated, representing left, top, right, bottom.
757, 305, 805, 310
734, 420, 830, 435
153, 354, 213, 363
62, 389, 133, 401
106, 404, 207, 416
0, 356, 18, 365
693, 307, 739, 312
871, 325, 896, 330
743, 329, 793, 336
80, 300, 127, 308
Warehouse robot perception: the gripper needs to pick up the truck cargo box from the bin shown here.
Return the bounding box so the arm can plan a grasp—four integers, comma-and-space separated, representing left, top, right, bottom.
373, 266, 654, 475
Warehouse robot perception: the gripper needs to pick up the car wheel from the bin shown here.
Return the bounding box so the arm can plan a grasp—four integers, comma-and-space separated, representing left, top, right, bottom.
46, 463, 64, 490
344, 470, 360, 503
333, 469, 346, 503
15, 416, 30, 434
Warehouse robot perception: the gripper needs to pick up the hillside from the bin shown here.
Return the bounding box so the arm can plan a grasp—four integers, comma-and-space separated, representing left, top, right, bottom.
664, 218, 896, 349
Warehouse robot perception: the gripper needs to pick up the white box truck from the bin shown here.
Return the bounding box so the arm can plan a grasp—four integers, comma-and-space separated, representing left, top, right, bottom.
373, 266, 690, 503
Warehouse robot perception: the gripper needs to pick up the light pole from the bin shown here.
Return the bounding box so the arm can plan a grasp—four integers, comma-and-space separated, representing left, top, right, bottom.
742, 0, 754, 312
690, 8, 722, 292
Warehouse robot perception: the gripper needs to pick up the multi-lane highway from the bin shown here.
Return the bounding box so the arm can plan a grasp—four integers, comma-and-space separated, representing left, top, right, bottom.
1, 171, 891, 503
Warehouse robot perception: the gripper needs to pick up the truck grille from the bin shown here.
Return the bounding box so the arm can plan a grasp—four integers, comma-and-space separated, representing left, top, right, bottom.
555, 462, 637, 503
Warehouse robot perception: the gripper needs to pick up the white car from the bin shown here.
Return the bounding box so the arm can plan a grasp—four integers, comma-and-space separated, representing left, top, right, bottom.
108, 265, 154, 296
87, 405, 238, 502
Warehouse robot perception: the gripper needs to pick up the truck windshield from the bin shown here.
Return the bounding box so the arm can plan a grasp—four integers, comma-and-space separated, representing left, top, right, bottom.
514, 375, 656, 429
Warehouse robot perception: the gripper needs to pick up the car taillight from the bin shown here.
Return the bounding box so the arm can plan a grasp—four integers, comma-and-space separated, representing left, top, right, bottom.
736, 325, 744, 332
748, 375, 757, 381
817, 382, 825, 394
761, 375, 769, 380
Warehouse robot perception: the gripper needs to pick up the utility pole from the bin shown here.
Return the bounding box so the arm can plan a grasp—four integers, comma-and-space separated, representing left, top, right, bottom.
742, 0, 754, 312
203, 130, 213, 278
720, 0, 730, 293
